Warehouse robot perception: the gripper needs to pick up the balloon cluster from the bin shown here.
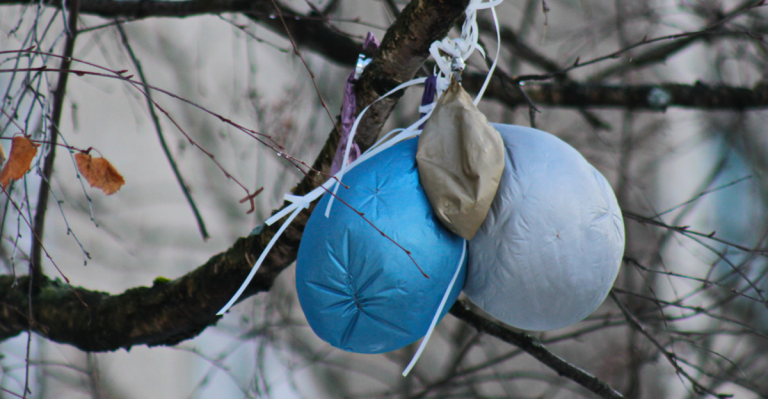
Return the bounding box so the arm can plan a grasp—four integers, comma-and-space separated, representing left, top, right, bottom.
293, 0, 625, 366
219, 0, 625, 376
296, 120, 625, 355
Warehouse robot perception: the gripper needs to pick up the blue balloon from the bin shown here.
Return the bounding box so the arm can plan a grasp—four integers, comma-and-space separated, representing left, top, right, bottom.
296, 138, 466, 354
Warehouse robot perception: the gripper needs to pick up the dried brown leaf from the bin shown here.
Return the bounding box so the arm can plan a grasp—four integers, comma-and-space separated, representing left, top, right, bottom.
0, 136, 40, 188
74, 153, 125, 195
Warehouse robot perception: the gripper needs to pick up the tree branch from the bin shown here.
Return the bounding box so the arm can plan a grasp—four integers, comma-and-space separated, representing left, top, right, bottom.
245, 2, 359, 66
477, 18, 561, 74
462, 76, 768, 110
1, 0, 467, 151
591, 0, 768, 80
449, 300, 626, 399
1, 0, 361, 66
116, 24, 210, 241
31, 0, 80, 287
0, 128, 342, 350
2, 0, 265, 18
589, 36, 704, 81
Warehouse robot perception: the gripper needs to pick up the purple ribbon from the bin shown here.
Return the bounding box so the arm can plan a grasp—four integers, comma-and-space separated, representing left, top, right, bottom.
419, 75, 437, 129
330, 33, 379, 175
330, 71, 361, 175
363, 31, 380, 51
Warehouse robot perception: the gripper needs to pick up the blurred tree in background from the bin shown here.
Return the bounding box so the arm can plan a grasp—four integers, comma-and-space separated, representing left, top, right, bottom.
0, 0, 767, 398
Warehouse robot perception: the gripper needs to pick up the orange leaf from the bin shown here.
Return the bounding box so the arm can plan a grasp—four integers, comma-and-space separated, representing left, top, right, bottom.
74, 153, 125, 195
0, 136, 40, 188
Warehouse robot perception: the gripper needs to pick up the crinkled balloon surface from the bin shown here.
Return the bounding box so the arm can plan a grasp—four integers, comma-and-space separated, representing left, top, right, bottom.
465, 124, 625, 331
416, 79, 505, 240
296, 138, 466, 354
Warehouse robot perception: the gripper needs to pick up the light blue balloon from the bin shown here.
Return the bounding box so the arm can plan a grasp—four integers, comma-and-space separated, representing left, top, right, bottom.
296, 138, 466, 354
465, 124, 625, 331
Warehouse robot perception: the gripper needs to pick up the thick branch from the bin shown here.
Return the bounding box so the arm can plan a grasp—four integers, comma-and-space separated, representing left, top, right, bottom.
463, 76, 768, 110
245, 3, 359, 66
1, 0, 269, 18
1, 0, 360, 66
0, 131, 341, 349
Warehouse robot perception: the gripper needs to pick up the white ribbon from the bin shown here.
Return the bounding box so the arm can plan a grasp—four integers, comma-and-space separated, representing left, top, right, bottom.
429, 0, 502, 106
402, 239, 466, 377
216, 199, 309, 315
324, 77, 429, 217
418, 103, 436, 114
474, 5, 501, 106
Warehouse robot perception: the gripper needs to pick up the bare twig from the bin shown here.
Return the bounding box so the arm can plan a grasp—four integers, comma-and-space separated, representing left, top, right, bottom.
610, 292, 735, 398
449, 300, 625, 399
268, 0, 340, 139
511, 1, 768, 83
30, 0, 79, 285
622, 211, 768, 255
115, 24, 210, 240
